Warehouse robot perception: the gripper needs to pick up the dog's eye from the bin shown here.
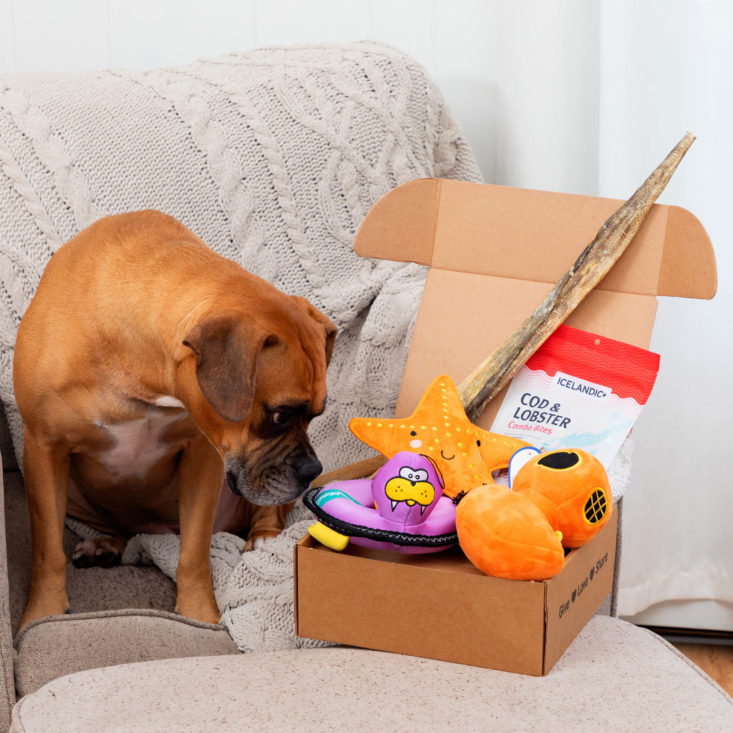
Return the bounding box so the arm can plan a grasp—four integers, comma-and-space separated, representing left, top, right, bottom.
264, 402, 309, 434
270, 411, 297, 430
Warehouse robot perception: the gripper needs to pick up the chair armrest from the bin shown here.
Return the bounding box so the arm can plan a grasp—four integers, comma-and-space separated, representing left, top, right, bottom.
0, 455, 16, 732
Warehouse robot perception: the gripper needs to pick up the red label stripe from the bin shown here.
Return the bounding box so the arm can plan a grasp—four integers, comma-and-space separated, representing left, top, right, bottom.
526, 325, 660, 404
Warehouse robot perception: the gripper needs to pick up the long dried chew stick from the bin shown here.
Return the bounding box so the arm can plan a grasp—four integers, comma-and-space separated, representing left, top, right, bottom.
458, 131, 695, 423
313, 133, 695, 488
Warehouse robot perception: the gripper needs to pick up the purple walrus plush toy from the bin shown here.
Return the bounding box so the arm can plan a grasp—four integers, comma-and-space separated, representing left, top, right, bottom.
303, 451, 457, 553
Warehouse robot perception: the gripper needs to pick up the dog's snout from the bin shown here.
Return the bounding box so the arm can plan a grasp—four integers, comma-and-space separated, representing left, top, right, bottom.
296, 455, 323, 486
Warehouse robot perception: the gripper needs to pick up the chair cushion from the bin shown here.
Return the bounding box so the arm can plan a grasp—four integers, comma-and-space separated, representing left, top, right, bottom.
10, 617, 733, 732
13, 609, 237, 697
5, 469, 238, 697
4, 471, 179, 637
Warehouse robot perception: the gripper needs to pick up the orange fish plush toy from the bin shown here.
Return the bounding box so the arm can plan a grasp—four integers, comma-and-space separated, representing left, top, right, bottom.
456, 484, 566, 580
456, 448, 613, 581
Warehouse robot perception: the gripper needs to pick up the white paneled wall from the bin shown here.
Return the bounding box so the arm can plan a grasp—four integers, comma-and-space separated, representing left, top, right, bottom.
106, 1, 256, 69
0, 0, 602, 191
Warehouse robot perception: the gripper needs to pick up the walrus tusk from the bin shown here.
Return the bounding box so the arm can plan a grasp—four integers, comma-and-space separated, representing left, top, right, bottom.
458, 131, 696, 422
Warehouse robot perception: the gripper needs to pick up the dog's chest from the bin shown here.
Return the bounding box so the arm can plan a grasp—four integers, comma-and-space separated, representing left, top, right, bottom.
94, 402, 191, 481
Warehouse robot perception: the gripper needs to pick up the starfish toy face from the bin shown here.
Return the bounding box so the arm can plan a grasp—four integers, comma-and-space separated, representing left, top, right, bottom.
349, 375, 530, 499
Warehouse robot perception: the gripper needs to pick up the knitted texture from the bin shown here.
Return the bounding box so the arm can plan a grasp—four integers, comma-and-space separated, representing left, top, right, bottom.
0, 43, 483, 651
119, 503, 332, 652
0, 41, 482, 471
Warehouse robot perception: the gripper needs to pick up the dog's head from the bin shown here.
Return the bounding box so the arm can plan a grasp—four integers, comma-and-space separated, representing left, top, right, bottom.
179, 296, 336, 505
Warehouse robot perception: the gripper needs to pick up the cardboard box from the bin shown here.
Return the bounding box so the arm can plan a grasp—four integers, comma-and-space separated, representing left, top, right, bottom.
296, 508, 617, 676
295, 178, 717, 675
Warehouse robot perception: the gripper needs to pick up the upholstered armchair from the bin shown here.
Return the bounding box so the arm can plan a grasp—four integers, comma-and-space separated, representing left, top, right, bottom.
1, 43, 731, 731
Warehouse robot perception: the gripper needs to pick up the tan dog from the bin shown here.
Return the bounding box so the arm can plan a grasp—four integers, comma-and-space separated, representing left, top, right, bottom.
14, 211, 336, 629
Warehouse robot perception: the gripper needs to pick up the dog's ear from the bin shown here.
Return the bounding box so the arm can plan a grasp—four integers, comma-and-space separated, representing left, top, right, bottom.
291, 296, 337, 364
183, 315, 269, 422
289, 297, 337, 411
315, 312, 337, 367
322, 316, 337, 365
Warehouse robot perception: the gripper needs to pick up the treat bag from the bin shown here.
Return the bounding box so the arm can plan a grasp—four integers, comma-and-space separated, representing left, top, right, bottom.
490, 325, 659, 468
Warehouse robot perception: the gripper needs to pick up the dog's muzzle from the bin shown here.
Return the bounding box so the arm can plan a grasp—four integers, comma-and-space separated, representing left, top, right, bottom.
225, 453, 323, 505
293, 454, 323, 486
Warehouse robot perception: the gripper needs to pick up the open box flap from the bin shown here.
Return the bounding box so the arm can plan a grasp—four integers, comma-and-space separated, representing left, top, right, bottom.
355, 178, 717, 299
353, 177, 717, 423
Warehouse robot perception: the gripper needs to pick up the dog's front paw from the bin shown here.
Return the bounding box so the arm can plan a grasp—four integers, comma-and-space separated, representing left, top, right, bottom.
20, 594, 70, 629
175, 594, 221, 625
244, 535, 272, 552
71, 537, 126, 568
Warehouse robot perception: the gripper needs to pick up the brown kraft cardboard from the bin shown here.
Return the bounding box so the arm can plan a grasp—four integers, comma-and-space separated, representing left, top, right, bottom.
295, 178, 716, 675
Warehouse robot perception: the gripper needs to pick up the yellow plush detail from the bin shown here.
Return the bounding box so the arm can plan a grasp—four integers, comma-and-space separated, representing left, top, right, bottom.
308, 522, 349, 551
349, 375, 530, 499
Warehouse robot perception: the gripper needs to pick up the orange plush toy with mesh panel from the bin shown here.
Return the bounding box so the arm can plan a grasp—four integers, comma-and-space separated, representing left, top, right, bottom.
511, 448, 612, 548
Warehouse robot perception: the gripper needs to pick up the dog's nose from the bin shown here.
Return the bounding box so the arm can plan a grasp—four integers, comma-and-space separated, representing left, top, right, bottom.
297, 455, 323, 486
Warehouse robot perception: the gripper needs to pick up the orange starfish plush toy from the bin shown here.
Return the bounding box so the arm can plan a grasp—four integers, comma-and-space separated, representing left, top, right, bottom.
349, 374, 530, 499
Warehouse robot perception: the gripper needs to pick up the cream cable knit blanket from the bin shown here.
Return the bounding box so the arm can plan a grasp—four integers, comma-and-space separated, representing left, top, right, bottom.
116, 503, 331, 651
0, 43, 483, 650
70, 439, 632, 652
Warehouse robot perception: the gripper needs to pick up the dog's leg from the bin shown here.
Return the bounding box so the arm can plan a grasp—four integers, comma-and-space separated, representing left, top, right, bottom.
175, 435, 223, 624
20, 429, 71, 628
244, 503, 293, 551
